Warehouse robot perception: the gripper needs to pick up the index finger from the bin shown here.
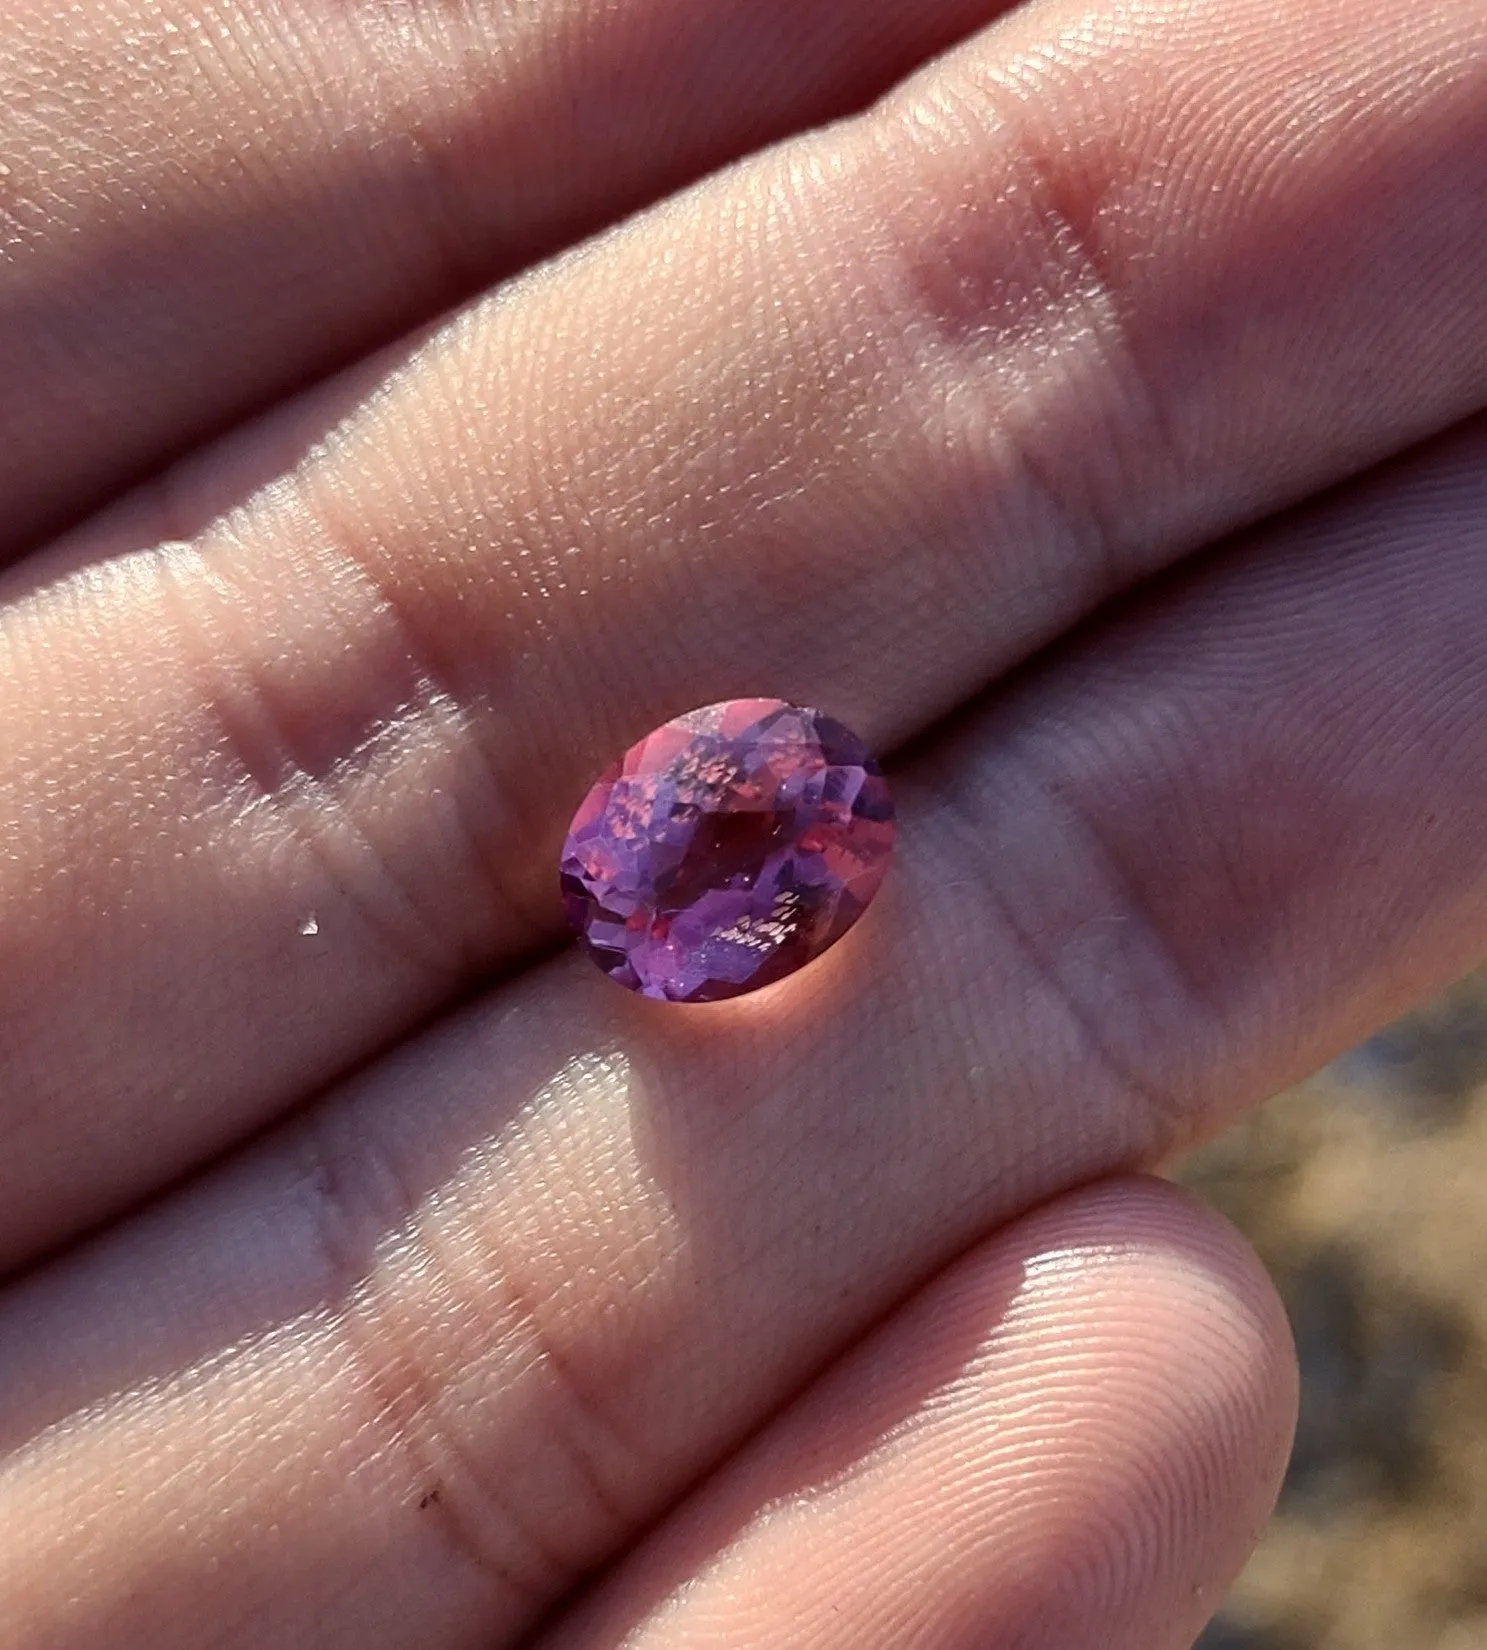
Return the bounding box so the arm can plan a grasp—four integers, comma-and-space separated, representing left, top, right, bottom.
0, 0, 1003, 555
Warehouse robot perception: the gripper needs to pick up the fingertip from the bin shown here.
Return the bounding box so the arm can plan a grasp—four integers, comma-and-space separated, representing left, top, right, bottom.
553, 1174, 1297, 1650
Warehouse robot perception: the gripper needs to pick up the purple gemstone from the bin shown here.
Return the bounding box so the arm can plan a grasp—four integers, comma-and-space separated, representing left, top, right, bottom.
561, 699, 894, 1003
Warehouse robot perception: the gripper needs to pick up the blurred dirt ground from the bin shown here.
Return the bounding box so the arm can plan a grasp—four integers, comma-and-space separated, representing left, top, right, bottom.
1181, 970, 1487, 1650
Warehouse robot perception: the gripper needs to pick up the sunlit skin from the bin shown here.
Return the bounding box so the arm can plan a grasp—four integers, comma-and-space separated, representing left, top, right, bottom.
0, 0, 1484, 1644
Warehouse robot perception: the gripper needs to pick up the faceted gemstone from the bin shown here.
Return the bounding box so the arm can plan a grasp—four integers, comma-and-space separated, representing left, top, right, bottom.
560, 699, 894, 1003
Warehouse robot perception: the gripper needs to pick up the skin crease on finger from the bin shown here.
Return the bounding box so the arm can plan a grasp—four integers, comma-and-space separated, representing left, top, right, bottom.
0, 0, 1485, 1270
0, 419, 1484, 1647
542, 1180, 1296, 1650
0, 0, 1012, 557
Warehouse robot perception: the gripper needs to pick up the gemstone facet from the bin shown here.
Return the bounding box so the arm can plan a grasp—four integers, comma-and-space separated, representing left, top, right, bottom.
561, 699, 894, 1002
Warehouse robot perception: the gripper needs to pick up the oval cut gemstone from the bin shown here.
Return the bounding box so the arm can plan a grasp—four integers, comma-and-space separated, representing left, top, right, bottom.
560, 699, 894, 1002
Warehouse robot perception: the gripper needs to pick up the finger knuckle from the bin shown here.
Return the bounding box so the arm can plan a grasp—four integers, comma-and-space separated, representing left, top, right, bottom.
931, 727, 1229, 1159
155, 505, 546, 987
296, 1100, 643, 1616
851, 50, 1177, 594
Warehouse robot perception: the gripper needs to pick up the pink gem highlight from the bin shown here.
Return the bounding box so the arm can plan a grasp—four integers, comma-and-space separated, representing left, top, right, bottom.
560, 699, 894, 1003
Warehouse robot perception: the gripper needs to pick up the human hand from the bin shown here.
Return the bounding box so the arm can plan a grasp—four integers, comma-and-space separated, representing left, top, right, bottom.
1, 0, 1485, 1643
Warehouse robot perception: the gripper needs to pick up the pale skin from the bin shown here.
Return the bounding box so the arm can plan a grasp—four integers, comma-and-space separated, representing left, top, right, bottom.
0, 0, 1485, 1643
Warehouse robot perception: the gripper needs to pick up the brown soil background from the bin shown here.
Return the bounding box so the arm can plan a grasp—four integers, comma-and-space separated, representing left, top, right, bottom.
1182, 970, 1487, 1650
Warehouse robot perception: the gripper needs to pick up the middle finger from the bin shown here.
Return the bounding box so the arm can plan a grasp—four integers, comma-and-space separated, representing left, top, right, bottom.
2, 0, 1485, 1266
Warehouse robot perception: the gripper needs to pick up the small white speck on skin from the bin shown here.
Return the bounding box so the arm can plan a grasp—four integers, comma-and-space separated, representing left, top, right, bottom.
298, 914, 319, 937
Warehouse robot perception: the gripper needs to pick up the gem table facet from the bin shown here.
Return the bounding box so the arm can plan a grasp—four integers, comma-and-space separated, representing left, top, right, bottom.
560, 699, 894, 1003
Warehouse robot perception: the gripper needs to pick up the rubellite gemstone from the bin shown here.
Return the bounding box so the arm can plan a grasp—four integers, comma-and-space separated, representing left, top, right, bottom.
561, 699, 894, 1002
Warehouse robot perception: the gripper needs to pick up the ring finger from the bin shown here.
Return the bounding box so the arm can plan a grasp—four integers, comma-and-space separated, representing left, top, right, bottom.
2, 414, 1485, 1648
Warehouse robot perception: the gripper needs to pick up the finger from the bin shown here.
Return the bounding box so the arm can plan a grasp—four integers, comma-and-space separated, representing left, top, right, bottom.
544, 1179, 1295, 1650
3, 0, 1485, 1269
0, 0, 1005, 556
2, 417, 1484, 1647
